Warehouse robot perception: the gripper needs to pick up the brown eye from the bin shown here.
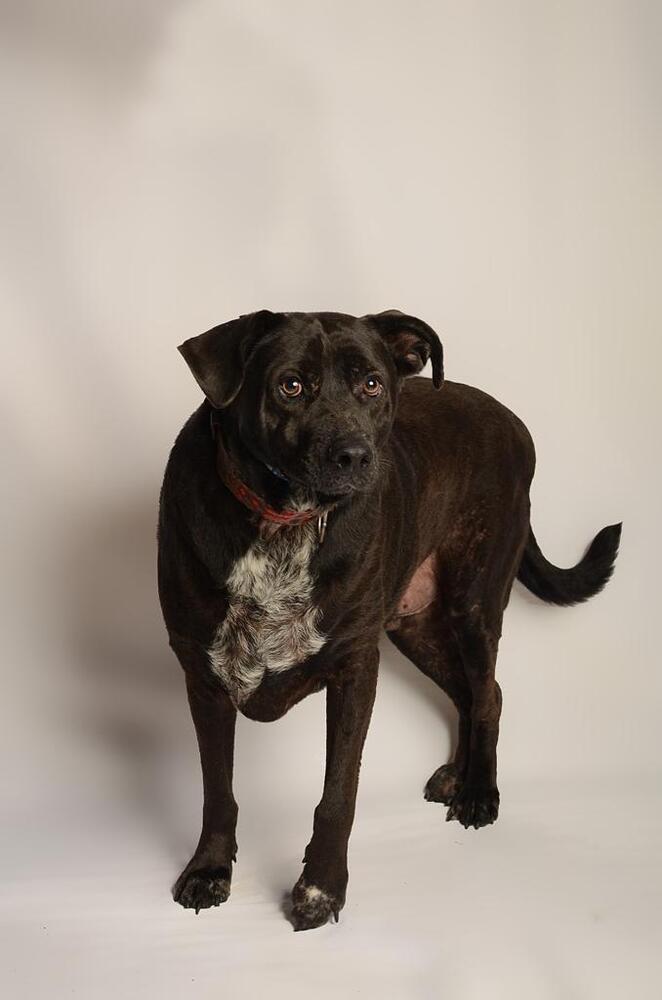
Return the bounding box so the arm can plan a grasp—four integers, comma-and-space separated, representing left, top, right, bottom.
279, 376, 303, 398
362, 375, 383, 397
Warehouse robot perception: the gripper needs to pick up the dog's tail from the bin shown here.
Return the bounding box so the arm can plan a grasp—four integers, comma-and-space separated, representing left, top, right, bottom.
516, 522, 622, 607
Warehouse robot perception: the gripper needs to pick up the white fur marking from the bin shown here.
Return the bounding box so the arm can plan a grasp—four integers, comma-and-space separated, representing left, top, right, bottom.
303, 885, 326, 903
207, 522, 325, 705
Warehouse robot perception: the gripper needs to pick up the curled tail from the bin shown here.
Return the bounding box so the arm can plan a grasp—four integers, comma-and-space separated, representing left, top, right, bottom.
517, 522, 622, 607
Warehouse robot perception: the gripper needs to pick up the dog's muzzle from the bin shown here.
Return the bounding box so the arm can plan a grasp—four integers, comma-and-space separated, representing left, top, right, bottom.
307, 435, 376, 495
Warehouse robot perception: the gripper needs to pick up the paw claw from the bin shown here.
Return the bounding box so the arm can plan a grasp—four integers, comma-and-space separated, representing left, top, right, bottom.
446, 786, 499, 829
173, 865, 232, 912
289, 878, 342, 932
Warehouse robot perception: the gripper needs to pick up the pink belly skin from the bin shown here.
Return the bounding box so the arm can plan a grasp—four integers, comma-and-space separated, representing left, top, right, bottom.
385, 552, 438, 630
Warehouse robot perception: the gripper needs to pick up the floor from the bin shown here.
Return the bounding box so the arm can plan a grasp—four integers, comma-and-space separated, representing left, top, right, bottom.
2, 633, 660, 999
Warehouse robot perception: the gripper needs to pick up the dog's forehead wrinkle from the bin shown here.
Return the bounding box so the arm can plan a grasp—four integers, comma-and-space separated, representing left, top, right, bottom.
265, 323, 328, 375
330, 329, 385, 370
303, 326, 329, 370
262, 315, 382, 380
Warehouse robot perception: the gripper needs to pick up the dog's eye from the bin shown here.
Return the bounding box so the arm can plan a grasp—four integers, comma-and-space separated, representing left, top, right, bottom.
279, 376, 303, 398
362, 375, 383, 397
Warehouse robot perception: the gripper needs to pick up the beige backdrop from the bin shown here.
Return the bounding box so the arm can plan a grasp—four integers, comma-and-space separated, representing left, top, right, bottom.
1, 2, 660, 998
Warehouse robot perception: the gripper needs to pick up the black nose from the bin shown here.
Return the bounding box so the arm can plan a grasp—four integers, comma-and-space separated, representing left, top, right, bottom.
326, 437, 372, 474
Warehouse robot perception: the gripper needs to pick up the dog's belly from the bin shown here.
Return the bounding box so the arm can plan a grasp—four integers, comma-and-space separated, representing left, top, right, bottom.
207, 524, 325, 707
386, 551, 438, 629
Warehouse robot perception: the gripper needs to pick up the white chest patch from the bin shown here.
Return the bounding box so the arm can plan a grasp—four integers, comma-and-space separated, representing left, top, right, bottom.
207, 523, 326, 706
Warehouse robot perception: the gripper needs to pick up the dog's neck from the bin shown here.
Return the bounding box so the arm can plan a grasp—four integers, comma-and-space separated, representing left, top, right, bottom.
209, 407, 333, 537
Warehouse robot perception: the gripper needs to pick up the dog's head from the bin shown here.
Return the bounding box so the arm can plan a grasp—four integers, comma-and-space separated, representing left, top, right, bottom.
178, 310, 443, 500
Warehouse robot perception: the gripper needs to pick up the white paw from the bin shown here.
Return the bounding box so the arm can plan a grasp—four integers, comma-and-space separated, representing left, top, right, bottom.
290, 877, 341, 931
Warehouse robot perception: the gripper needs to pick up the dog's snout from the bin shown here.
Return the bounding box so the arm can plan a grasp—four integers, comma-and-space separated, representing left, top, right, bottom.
326, 437, 372, 474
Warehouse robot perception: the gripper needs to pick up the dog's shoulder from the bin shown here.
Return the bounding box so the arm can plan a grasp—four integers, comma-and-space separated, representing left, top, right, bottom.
160, 402, 213, 497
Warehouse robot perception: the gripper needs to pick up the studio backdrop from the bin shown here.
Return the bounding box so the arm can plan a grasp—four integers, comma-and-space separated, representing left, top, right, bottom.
1, 2, 659, 999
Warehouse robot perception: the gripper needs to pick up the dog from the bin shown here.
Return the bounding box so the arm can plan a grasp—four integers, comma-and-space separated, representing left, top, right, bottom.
157, 309, 621, 931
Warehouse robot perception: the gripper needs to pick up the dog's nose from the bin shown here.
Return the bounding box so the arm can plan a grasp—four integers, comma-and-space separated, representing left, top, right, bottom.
326, 438, 372, 474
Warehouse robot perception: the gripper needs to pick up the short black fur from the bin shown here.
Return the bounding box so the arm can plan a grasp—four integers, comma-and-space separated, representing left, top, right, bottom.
157, 309, 621, 930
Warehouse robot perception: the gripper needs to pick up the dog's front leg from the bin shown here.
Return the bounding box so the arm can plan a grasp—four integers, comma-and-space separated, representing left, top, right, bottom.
290, 647, 379, 931
172, 666, 238, 914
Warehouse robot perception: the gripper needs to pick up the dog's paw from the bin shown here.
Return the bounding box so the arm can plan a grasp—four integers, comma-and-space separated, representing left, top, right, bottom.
446, 785, 500, 829
289, 877, 341, 932
173, 865, 231, 913
424, 763, 461, 804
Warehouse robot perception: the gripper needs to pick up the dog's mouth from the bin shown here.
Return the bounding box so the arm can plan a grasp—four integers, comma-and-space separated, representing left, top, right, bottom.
303, 472, 377, 504
247, 441, 377, 505
282, 474, 361, 505
315, 485, 358, 504
275, 470, 369, 508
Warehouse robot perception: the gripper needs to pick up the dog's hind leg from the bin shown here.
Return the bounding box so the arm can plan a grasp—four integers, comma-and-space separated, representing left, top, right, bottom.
387, 603, 472, 807
444, 607, 503, 829
439, 507, 528, 829
388, 598, 504, 829
386, 514, 527, 831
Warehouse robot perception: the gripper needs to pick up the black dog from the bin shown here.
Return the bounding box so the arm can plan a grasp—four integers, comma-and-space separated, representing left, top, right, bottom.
157, 309, 620, 930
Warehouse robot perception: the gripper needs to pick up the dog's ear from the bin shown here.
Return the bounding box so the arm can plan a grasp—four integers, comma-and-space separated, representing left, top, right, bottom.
366, 310, 444, 389
178, 310, 281, 408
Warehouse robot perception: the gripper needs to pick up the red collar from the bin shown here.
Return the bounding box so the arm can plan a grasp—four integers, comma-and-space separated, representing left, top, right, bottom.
210, 410, 330, 537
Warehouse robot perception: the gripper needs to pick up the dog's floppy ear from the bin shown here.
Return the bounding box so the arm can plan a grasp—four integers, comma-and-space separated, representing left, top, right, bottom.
178, 310, 281, 408
366, 310, 444, 389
